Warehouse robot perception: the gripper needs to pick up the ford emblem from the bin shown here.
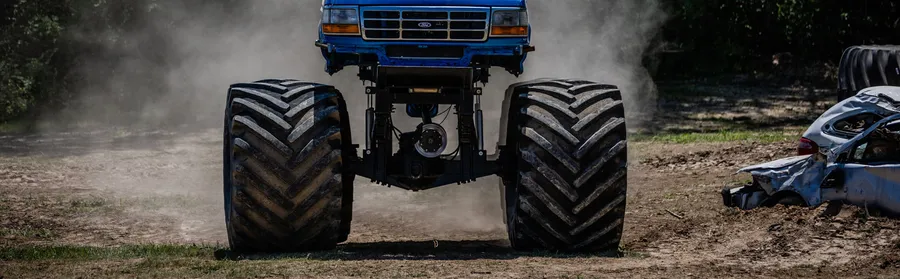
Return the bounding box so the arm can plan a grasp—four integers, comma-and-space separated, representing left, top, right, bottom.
418, 22, 432, 28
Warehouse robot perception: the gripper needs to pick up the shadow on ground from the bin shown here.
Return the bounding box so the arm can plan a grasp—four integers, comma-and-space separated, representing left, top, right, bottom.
214, 240, 619, 261
648, 81, 836, 134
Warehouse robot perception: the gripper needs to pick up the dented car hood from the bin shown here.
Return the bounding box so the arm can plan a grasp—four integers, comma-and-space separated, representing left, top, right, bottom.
739, 155, 829, 205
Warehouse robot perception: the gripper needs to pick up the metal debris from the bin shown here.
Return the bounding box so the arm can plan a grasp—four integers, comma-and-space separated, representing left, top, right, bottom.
724, 114, 900, 216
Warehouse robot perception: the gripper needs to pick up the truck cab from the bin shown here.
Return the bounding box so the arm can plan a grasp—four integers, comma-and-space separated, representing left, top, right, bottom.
316, 0, 533, 82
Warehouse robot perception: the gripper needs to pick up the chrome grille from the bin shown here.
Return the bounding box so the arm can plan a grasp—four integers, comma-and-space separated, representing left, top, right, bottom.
361, 8, 489, 41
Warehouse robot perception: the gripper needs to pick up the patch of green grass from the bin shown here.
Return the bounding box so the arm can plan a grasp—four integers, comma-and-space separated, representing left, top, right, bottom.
631, 129, 801, 144
0, 244, 218, 261
0, 245, 337, 278
0, 227, 56, 239
0, 244, 636, 278
0, 245, 286, 279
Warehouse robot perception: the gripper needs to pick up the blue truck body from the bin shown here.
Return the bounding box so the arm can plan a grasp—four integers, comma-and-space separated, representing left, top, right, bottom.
325, 0, 526, 6
318, 0, 531, 75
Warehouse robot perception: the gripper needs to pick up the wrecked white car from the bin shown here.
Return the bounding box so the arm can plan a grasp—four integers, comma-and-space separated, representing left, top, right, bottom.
799, 86, 900, 155
725, 114, 900, 215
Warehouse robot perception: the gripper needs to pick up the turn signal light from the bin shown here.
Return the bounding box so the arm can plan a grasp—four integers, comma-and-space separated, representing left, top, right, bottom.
322, 24, 360, 35
491, 26, 528, 36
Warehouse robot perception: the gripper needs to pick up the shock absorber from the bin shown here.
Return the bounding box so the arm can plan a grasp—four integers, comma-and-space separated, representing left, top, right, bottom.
475, 88, 484, 152
365, 87, 375, 151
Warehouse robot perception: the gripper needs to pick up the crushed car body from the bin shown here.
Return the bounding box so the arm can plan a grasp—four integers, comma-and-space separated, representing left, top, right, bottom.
799, 86, 900, 155
725, 114, 900, 216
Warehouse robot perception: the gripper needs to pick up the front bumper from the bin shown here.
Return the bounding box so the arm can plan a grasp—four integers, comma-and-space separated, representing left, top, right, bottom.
722, 185, 770, 211
317, 36, 531, 73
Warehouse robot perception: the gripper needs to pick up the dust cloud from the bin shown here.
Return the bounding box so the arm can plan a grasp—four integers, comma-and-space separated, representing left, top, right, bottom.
57, 0, 354, 129
44, 0, 666, 243
486, 0, 667, 132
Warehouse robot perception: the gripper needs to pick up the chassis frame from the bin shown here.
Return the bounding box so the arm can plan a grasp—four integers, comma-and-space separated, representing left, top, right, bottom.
352, 66, 502, 191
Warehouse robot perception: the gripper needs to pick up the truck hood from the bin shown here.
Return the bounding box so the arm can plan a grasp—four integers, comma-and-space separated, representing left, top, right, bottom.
325, 0, 526, 7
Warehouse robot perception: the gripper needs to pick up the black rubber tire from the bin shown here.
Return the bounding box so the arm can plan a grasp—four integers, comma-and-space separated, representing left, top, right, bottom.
503, 79, 628, 253
223, 79, 354, 252
837, 45, 900, 101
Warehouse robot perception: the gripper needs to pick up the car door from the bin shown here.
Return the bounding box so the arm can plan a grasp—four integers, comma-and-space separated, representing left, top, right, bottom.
822, 115, 900, 214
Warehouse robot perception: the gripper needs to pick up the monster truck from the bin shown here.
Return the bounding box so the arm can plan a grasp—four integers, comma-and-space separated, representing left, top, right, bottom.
222, 0, 629, 253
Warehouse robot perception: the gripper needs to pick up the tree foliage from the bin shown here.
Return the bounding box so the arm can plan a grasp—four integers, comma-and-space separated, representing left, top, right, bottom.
664, 0, 900, 73
0, 0, 67, 122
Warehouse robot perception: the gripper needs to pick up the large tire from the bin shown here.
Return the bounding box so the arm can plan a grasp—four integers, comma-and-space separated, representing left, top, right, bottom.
223, 79, 354, 252
502, 79, 628, 253
837, 45, 900, 101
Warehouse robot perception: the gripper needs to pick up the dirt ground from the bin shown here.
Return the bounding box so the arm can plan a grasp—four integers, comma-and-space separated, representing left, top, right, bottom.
1, 85, 899, 278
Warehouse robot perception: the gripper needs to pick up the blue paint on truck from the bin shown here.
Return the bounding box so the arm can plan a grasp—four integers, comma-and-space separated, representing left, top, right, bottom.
317, 0, 531, 75
326, 0, 525, 6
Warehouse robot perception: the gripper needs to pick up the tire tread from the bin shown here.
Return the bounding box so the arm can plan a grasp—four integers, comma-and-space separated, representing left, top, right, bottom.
837, 45, 900, 101
224, 79, 352, 252
505, 79, 628, 253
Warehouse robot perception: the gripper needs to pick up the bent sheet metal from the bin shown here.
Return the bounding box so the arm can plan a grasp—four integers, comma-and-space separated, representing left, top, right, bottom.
725, 114, 900, 215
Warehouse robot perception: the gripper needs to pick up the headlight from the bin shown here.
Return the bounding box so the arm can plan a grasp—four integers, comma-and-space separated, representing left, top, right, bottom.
491, 9, 528, 37
492, 10, 528, 26
321, 7, 360, 35
323, 8, 359, 25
